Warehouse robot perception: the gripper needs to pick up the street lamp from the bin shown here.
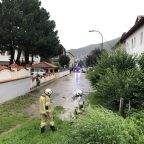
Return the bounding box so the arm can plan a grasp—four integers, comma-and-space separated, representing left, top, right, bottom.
89, 30, 103, 49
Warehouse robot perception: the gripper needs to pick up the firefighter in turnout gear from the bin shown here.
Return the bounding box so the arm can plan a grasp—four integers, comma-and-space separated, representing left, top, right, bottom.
40, 88, 57, 133
74, 89, 85, 115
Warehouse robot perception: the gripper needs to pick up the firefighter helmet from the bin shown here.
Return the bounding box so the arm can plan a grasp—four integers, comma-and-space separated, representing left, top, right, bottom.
45, 89, 52, 96
76, 89, 82, 96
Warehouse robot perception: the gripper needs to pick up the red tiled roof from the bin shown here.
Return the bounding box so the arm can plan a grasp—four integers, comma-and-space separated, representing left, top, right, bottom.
32, 61, 57, 68
0, 65, 8, 71
17, 66, 24, 71
25, 64, 31, 67
9, 63, 19, 68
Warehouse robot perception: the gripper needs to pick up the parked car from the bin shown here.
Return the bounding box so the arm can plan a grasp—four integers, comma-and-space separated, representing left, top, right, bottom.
31, 69, 46, 77
88, 67, 93, 71
81, 68, 87, 73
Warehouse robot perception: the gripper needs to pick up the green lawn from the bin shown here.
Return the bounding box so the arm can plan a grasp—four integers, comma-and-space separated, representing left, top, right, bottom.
0, 92, 38, 134
0, 118, 70, 144
0, 91, 71, 144
1, 90, 144, 144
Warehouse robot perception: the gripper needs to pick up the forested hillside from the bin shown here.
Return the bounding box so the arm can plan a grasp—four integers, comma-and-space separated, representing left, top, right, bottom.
68, 37, 120, 58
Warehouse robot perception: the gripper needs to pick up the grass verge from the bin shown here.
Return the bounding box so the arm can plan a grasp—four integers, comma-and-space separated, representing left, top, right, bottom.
0, 91, 71, 144
0, 91, 38, 134
0, 118, 70, 144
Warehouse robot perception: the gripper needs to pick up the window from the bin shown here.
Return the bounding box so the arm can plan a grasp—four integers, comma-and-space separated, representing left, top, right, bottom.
131, 39, 134, 48
131, 37, 136, 48
126, 42, 129, 49
134, 37, 136, 48
140, 32, 143, 45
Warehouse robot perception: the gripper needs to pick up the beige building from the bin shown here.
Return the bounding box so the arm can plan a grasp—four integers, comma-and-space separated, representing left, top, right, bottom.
66, 52, 75, 67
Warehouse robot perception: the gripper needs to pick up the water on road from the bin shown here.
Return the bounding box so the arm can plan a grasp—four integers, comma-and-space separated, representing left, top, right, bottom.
28, 72, 92, 120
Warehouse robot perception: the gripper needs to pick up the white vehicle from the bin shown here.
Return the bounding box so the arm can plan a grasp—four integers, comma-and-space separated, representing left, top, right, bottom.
81, 67, 87, 73
31, 69, 46, 77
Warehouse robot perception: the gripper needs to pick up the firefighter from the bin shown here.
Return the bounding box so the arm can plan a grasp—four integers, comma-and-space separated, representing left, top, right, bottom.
40, 88, 57, 133
74, 89, 85, 115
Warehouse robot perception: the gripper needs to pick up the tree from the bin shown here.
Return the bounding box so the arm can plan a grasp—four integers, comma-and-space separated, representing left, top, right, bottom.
0, 0, 23, 64
59, 55, 70, 67
85, 48, 105, 67
88, 48, 143, 115
78, 60, 84, 67
0, 0, 63, 65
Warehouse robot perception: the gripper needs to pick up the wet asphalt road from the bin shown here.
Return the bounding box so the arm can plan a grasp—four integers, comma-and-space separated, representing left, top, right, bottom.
35, 72, 92, 120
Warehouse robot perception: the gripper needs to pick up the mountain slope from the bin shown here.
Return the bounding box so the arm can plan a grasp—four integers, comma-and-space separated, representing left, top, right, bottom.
67, 37, 120, 59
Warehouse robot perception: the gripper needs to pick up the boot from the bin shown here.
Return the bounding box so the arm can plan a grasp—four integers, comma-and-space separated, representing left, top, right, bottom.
50, 126, 57, 131
41, 127, 45, 133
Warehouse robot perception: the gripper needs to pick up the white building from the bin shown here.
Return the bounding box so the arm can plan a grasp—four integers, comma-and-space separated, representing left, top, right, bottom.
0, 50, 40, 65
66, 52, 75, 67
119, 15, 144, 55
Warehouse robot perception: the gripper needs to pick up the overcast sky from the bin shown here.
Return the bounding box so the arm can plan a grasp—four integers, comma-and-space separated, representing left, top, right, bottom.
41, 0, 144, 50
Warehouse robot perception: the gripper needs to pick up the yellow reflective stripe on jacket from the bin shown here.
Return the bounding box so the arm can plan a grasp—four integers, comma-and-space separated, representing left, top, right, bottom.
41, 122, 46, 128
40, 94, 52, 113
79, 99, 84, 105
45, 96, 51, 106
46, 109, 52, 113
50, 121, 54, 126
40, 96, 45, 114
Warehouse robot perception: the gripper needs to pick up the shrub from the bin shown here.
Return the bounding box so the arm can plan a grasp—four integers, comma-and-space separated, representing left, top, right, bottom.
128, 111, 144, 133
88, 49, 144, 114
138, 53, 144, 69
68, 107, 144, 144
68, 107, 128, 144
93, 68, 144, 113
125, 111, 144, 144
88, 49, 136, 86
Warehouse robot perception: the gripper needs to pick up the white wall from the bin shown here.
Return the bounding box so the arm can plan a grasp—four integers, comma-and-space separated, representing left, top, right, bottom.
125, 25, 144, 55
0, 78, 31, 104
31, 70, 70, 88
31, 73, 56, 88
0, 51, 10, 62
0, 69, 12, 81
0, 67, 30, 82
55, 70, 70, 78
0, 70, 70, 103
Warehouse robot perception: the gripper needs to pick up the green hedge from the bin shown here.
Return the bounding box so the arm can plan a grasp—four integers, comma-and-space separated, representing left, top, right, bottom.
88, 49, 144, 114
68, 107, 144, 144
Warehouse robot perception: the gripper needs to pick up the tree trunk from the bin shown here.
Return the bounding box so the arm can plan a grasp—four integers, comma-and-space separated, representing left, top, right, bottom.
15, 49, 22, 65
24, 48, 29, 65
31, 51, 34, 65
9, 46, 15, 65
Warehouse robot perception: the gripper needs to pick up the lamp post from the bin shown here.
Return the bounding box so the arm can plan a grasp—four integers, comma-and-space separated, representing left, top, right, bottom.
89, 30, 103, 49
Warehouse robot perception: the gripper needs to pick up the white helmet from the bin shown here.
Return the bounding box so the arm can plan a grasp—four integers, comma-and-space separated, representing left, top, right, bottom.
76, 90, 82, 96
45, 88, 52, 96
